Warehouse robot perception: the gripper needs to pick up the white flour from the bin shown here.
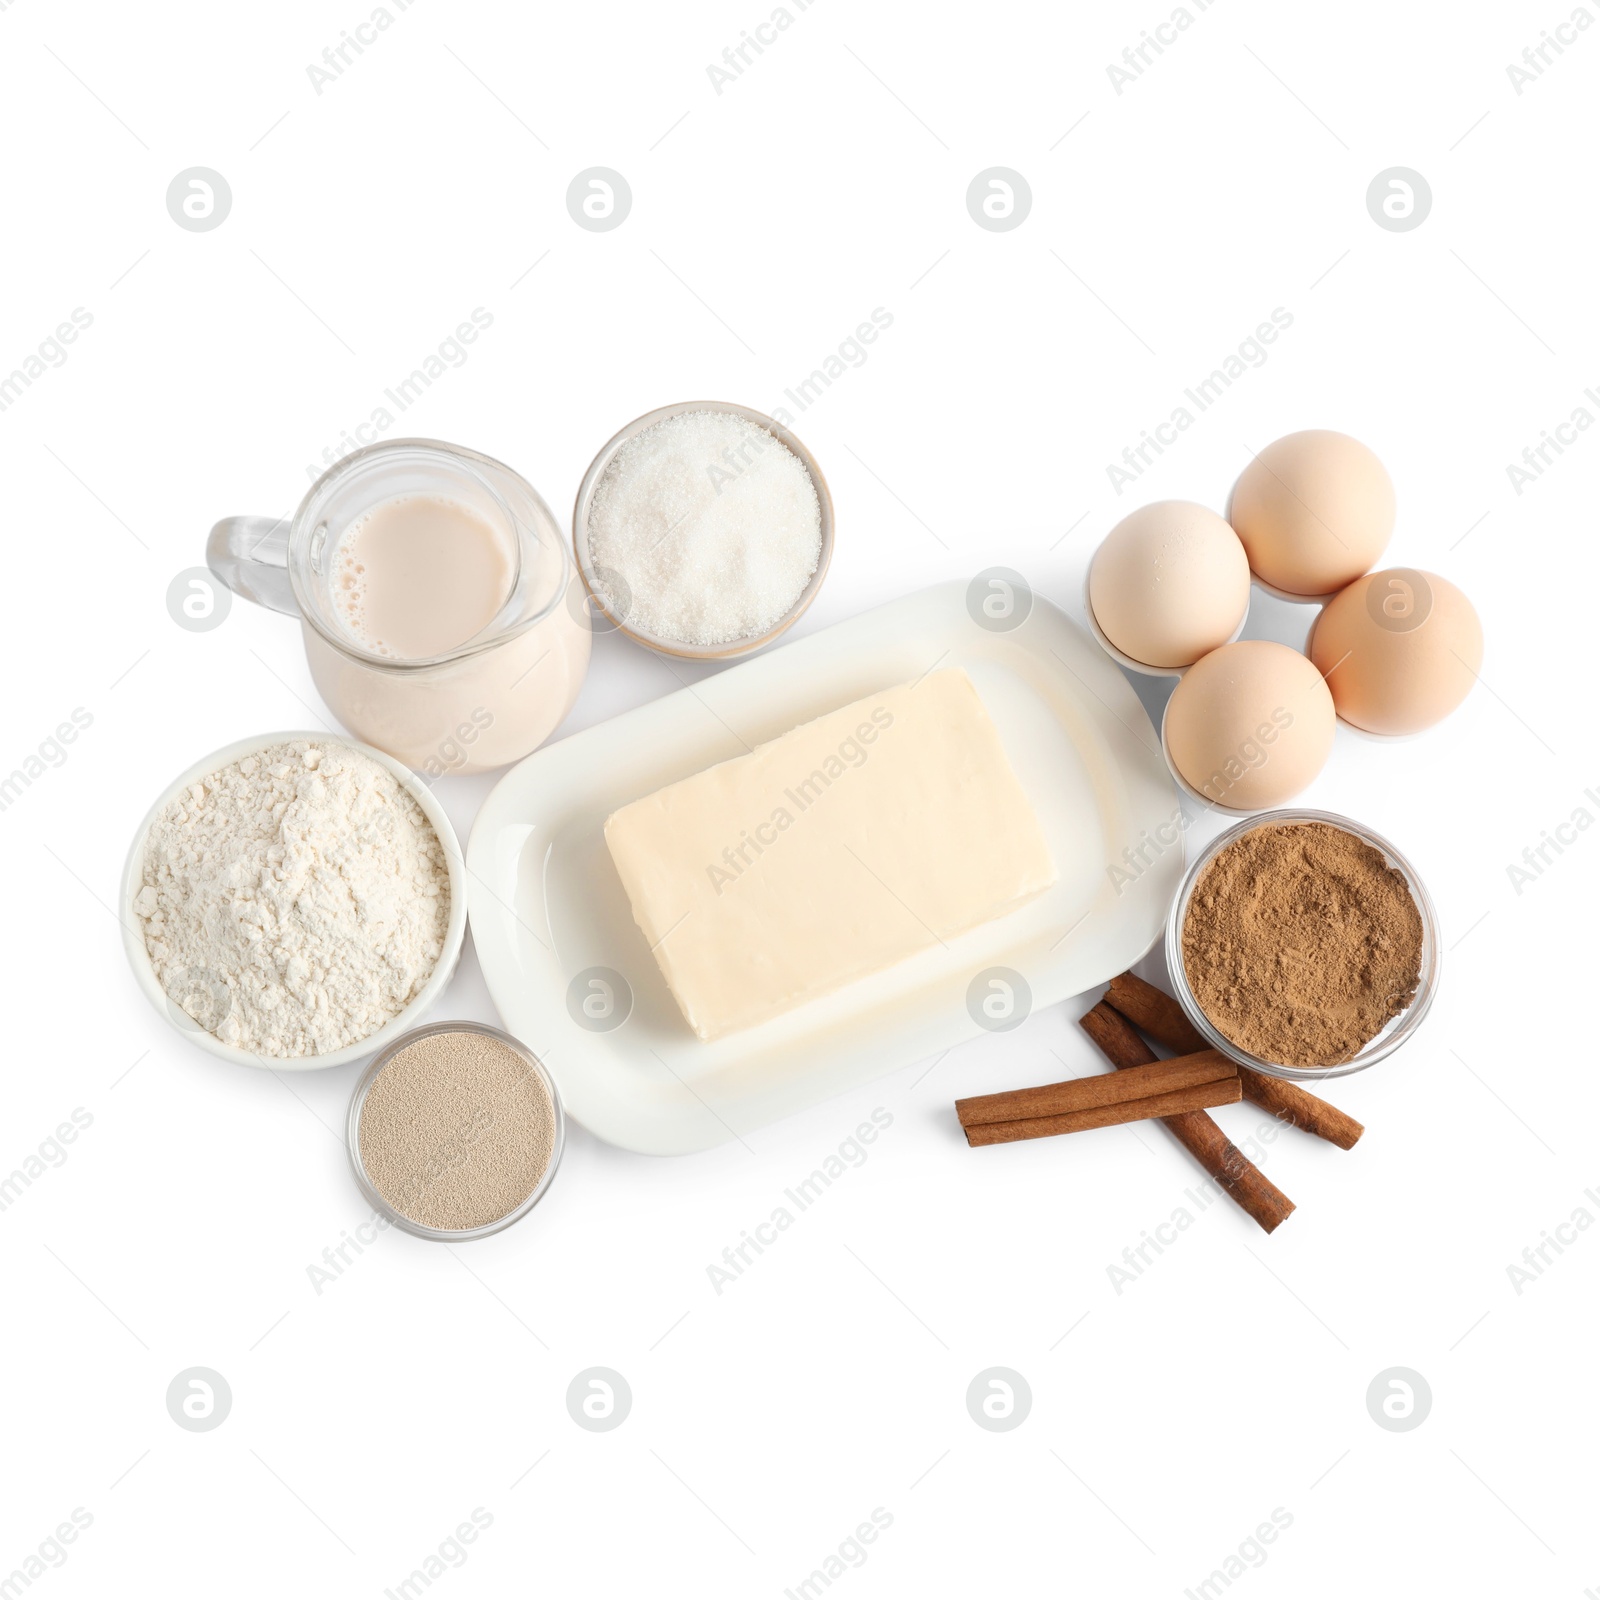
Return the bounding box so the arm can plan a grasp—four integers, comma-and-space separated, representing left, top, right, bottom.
135, 740, 450, 1058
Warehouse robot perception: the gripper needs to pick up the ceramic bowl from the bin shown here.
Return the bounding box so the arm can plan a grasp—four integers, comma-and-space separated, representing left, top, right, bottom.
572, 400, 835, 661
121, 730, 466, 1072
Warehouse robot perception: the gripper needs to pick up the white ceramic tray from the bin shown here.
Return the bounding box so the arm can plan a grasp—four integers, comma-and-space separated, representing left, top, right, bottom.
466, 581, 1183, 1154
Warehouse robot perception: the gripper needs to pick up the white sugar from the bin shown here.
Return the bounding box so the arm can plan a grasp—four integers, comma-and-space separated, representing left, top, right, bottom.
585, 410, 822, 646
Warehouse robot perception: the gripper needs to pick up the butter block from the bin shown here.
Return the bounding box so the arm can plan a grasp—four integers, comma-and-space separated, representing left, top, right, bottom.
603, 669, 1058, 1040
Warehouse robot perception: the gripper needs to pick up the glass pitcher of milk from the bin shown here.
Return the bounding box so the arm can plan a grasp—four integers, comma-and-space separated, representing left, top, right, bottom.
208, 439, 590, 775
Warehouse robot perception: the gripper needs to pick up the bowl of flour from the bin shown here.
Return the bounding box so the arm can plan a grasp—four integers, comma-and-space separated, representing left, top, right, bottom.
121, 732, 466, 1071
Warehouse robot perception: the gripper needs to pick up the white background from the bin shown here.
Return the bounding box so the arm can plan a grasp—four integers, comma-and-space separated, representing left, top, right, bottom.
2, 1, 1596, 1595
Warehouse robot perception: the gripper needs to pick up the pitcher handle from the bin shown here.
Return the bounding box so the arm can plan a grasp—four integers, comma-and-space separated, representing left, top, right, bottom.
207, 516, 300, 617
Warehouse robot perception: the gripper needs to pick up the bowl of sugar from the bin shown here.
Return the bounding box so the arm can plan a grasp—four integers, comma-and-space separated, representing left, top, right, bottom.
572, 400, 835, 660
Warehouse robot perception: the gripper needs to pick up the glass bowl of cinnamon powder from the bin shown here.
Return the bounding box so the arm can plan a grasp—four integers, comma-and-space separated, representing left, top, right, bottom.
1165, 810, 1440, 1081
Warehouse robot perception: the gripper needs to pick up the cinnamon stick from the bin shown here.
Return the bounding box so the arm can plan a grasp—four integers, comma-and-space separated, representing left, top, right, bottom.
1105, 972, 1207, 1053
1104, 972, 1364, 1151
963, 1078, 1241, 1147
1080, 1002, 1295, 1234
957, 1051, 1237, 1128
1226, 1067, 1364, 1151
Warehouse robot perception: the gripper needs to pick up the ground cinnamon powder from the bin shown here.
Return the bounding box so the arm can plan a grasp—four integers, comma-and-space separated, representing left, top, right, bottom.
1181, 822, 1423, 1068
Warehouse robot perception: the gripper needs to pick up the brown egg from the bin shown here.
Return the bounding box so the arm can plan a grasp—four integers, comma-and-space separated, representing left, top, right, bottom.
1088, 501, 1251, 668
1231, 431, 1394, 595
1309, 569, 1482, 735
1165, 641, 1336, 810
